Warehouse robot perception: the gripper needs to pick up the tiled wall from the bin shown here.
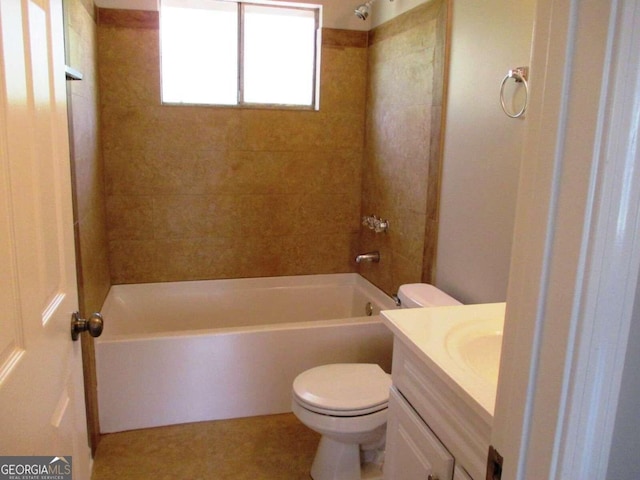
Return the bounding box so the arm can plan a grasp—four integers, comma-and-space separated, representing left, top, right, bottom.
65, 0, 111, 453
67, 0, 111, 318
97, 4, 445, 291
97, 10, 368, 283
358, 0, 447, 295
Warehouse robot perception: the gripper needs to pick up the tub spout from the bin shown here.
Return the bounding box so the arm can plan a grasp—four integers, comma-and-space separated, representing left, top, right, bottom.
355, 251, 380, 263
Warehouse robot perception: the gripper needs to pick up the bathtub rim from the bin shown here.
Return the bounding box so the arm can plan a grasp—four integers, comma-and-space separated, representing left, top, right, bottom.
106, 272, 386, 293
96, 315, 387, 343
98, 273, 395, 342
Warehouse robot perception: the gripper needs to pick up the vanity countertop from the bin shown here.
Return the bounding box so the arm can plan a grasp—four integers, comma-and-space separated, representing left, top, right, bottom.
381, 303, 505, 421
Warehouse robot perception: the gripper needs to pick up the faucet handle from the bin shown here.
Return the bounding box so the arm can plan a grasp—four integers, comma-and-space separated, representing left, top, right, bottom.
374, 218, 389, 232
362, 214, 389, 233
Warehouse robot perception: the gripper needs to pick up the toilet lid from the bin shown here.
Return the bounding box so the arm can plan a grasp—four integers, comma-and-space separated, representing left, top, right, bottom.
293, 364, 391, 416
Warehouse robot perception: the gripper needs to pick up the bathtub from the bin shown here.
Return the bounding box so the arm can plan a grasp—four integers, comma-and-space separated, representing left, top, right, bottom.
96, 273, 396, 433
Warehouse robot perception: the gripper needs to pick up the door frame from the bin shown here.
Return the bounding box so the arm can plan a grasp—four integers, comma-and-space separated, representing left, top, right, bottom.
492, 0, 640, 478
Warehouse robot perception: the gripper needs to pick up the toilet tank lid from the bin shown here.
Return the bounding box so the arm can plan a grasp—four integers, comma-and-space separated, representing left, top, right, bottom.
397, 283, 461, 308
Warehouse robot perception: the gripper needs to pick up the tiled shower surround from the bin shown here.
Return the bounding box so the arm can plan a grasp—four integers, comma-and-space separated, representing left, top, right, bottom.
65, 0, 111, 452
359, 0, 447, 294
97, 2, 446, 294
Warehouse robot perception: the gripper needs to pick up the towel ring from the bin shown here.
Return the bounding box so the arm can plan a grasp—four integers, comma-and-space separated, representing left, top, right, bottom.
500, 66, 529, 118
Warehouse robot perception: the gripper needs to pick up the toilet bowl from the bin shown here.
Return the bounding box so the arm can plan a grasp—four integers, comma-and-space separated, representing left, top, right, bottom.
293, 363, 390, 480
291, 283, 460, 480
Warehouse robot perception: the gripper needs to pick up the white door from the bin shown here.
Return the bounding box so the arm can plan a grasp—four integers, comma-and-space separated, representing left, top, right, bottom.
0, 0, 90, 477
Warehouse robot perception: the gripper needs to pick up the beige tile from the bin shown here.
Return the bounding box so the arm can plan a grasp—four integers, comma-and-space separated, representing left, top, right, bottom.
77, 204, 111, 311
152, 195, 221, 240
427, 104, 444, 221
70, 92, 100, 159
91, 414, 319, 480
97, 21, 369, 283
97, 26, 160, 107
421, 217, 438, 284
154, 232, 359, 281
66, 0, 112, 313
103, 148, 154, 195
368, 104, 432, 167
294, 192, 361, 235
281, 233, 359, 275
320, 46, 368, 115
153, 188, 360, 239
152, 194, 300, 240
154, 237, 237, 281
387, 210, 428, 262
367, 50, 434, 111
66, 1, 95, 77
105, 148, 229, 196
106, 195, 154, 240
149, 149, 225, 194
368, 4, 439, 53
239, 110, 318, 151
358, 0, 445, 295
154, 107, 243, 151
204, 151, 302, 195
97, 8, 158, 29
108, 239, 156, 284
100, 106, 150, 151
100, 105, 243, 152
202, 150, 361, 196
240, 110, 363, 152
356, 231, 393, 295
391, 250, 424, 294
357, 258, 393, 297
91, 17, 454, 284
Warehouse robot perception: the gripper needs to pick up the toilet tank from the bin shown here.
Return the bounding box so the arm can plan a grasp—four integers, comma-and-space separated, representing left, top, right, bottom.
397, 284, 461, 308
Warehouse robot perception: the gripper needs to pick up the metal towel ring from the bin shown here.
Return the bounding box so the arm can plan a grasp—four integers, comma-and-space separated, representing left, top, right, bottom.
500, 66, 529, 118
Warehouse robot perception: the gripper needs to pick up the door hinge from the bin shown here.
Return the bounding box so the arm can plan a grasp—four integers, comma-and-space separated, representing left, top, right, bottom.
486, 445, 503, 480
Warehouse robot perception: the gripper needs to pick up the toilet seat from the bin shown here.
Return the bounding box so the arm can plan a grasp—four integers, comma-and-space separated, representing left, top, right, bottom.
293, 364, 391, 417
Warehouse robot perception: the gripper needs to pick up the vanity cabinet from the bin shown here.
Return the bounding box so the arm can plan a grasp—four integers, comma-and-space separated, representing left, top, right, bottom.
384, 338, 491, 480
385, 387, 454, 479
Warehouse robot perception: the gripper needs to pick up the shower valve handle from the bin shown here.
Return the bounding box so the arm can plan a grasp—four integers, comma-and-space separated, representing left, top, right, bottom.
71, 311, 104, 341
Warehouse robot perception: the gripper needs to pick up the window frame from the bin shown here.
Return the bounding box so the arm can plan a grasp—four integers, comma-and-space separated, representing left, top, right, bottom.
160, 0, 322, 110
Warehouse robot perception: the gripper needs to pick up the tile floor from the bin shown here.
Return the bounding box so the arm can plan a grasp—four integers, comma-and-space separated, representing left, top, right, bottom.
91, 413, 319, 479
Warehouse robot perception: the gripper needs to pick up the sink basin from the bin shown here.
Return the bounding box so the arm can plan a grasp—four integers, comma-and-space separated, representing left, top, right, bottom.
445, 318, 503, 385
381, 303, 505, 418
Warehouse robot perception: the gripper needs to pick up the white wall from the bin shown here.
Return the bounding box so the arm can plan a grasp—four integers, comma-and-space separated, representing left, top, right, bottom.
435, 0, 536, 303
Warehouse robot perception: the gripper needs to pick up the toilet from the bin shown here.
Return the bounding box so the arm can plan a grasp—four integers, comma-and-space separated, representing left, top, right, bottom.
291, 283, 461, 480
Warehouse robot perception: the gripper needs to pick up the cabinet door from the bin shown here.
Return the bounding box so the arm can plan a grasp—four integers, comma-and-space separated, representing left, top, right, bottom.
385, 387, 454, 480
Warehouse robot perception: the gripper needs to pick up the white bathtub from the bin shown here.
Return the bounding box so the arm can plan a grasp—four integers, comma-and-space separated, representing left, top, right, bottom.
96, 273, 396, 433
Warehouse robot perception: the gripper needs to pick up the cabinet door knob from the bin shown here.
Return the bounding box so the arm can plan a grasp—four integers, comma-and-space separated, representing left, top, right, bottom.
428, 475, 439, 480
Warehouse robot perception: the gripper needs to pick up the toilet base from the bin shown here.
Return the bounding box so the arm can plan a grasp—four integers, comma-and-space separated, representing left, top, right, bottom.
310, 436, 384, 480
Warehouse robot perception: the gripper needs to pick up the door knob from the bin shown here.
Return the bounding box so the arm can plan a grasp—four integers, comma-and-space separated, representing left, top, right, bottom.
71, 312, 104, 341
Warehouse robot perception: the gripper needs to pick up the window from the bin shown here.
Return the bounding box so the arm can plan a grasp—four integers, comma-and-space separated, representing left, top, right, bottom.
160, 0, 321, 109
